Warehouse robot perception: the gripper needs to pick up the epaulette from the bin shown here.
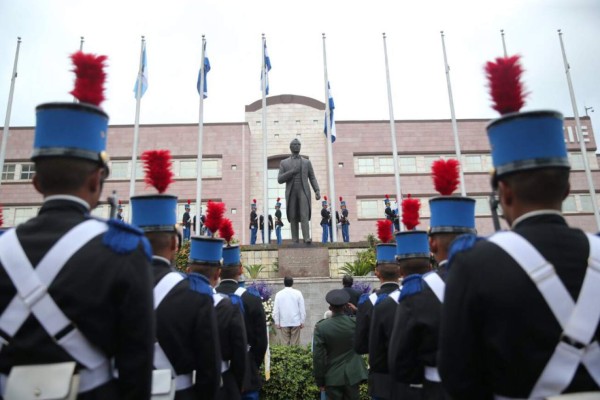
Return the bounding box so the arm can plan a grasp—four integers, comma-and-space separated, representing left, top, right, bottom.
99, 218, 152, 261
358, 293, 370, 306
247, 286, 261, 299
399, 274, 424, 302
447, 233, 484, 268
375, 292, 389, 306
227, 293, 246, 315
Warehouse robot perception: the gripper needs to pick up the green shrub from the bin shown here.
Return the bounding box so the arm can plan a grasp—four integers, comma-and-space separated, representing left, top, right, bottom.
339, 247, 376, 277
260, 345, 369, 400
175, 240, 190, 272
244, 264, 265, 279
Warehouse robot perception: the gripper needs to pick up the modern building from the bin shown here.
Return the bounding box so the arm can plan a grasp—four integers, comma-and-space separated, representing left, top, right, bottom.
1, 94, 598, 243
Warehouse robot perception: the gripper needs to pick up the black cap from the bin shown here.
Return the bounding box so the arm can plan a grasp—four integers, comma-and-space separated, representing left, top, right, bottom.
325, 289, 350, 306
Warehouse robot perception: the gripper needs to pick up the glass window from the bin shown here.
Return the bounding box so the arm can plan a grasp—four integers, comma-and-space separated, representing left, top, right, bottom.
562, 195, 576, 213
379, 157, 394, 173
357, 158, 375, 174
202, 160, 219, 177
135, 162, 144, 180
14, 207, 37, 226
421, 156, 440, 173
399, 157, 417, 173
110, 161, 128, 179
579, 195, 594, 212
474, 197, 491, 216
20, 163, 35, 180
570, 153, 584, 170
463, 155, 482, 172
358, 200, 379, 219
180, 161, 197, 178
2, 164, 16, 181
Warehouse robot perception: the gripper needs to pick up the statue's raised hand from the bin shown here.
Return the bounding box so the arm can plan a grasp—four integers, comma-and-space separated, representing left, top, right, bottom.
315, 192, 321, 201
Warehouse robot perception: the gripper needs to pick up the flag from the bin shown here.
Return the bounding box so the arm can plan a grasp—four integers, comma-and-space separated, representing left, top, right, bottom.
133, 46, 148, 98
196, 42, 211, 98
261, 40, 272, 95
324, 81, 336, 143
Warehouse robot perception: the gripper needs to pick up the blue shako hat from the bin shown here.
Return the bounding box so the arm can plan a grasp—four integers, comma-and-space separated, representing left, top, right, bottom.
487, 110, 569, 183
33, 103, 109, 167
339, 196, 346, 207
222, 244, 241, 267
376, 243, 397, 264
130, 194, 178, 232
395, 230, 430, 260
275, 197, 281, 207
190, 236, 224, 266
429, 196, 477, 234
322, 196, 328, 206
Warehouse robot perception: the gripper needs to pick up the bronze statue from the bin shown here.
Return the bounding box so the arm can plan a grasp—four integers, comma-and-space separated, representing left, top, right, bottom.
278, 139, 321, 243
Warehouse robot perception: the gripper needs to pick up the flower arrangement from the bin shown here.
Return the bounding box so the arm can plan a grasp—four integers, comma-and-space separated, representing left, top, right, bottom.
352, 281, 372, 295
247, 281, 275, 327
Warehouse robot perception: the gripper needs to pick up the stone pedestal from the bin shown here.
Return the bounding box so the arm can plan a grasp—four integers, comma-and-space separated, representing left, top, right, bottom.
278, 245, 329, 277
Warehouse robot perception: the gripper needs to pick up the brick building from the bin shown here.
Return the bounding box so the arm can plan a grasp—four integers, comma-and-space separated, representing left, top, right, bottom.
1, 94, 598, 243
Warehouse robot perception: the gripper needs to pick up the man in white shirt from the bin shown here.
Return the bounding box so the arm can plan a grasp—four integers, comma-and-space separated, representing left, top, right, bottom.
273, 276, 306, 345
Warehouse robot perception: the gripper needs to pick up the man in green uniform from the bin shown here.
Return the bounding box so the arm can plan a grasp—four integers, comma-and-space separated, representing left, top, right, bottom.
313, 289, 368, 400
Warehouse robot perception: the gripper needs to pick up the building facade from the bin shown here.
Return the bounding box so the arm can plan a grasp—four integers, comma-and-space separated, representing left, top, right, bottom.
1, 94, 599, 243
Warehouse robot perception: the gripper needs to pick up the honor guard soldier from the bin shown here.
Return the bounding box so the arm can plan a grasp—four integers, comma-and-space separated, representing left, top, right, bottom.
354, 219, 400, 395
182, 200, 192, 241
249, 200, 258, 245
131, 150, 222, 400
339, 197, 350, 243
274, 198, 284, 245
321, 197, 332, 243
384, 195, 396, 234
216, 226, 268, 400
439, 55, 600, 398
313, 289, 368, 400
116, 200, 124, 221
187, 202, 248, 400
0, 52, 155, 399
369, 197, 428, 400
389, 159, 475, 400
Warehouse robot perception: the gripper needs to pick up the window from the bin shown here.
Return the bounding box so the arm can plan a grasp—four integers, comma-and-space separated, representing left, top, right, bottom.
474, 197, 492, 216
20, 163, 35, 180
14, 207, 37, 226
570, 153, 584, 170
579, 195, 594, 212
202, 160, 219, 177
358, 200, 379, 219
231, 208, 237, 214
180, 161, 197, 178
110, 161, 128, 179
357, 158, 375, 174
379, 157, 395, 174
2, 164, 15, 181
231, 164, 237, 170
338, 162, 344, 168
135, 162, 144, 179
463, 155, 483, 172
563, 195, 577, 213
399, 157, 417, 173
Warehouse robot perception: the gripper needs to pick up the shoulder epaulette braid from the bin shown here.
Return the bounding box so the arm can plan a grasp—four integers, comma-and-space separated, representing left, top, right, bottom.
399, 274, 424, 302
447, 233, 484, 268
101, 218, 151, 260
358, 293, 370, 306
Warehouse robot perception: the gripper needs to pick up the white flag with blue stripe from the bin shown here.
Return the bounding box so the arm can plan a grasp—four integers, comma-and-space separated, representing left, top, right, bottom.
261, 40, 272, 95
196, 42, 211, 98
324, 82, 336, 143
133, 46, 148, 98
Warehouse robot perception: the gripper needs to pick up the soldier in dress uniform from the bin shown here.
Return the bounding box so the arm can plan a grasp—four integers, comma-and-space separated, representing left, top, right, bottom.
354, 220, 400, 398
339, 197, 350, 243
116, 201, 124, 221
183, 201, 192, 241
384, 195, 396, 234
321, 197, 331, 243
368, 197, 427, 400
216, 237, 268, 400
274, 198, 283, 245
130, 150, 222, 400
313, 289, 368, 400
249, 200, 258, 245
389, 159, 475, 400
439, 55, 600, 398
187, 226, 248, 400
0, 52, 155, 399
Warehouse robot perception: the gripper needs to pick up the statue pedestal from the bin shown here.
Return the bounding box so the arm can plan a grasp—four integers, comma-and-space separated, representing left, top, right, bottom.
278, 245, 329, 277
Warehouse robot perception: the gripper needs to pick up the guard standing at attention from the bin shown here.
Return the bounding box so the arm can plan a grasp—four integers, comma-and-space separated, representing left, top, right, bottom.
274, 198, 284, 245
321, 196, 331, 243
249, 199, 258, 245
131, 149, 222, 400
339, 197, 350, 243
216, 225, 268, 400
0, 52, 155, 399
183, 200, 192, 241
439, 55, 600, 398
187, 202, 248, 400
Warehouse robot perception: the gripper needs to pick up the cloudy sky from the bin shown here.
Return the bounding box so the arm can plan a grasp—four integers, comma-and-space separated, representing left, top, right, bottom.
1, 0, 599, 141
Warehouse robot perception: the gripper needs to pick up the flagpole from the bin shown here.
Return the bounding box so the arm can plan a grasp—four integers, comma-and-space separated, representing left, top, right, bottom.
0, 37, 21, 191
195, 35, 207, 236
382, 33, 404, 232
322, 33, 337, 242
500, 29, 508, 57
261, 34, 269, 245
440, 31, 466, 196
73, 36, 84, 103
558, 29, 600, 230
129, 35, 145, 198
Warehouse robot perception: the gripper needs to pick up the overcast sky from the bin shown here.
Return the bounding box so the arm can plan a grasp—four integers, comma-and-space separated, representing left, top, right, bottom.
1, 0, 599, 142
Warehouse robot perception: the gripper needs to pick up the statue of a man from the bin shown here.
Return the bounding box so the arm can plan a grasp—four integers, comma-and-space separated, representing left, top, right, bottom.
278, 139, 321, 243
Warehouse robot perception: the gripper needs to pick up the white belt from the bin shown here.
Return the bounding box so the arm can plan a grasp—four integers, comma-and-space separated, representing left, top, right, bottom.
424, 366, 441, 382
174, 373, 193, 391
221, 360, 230, 373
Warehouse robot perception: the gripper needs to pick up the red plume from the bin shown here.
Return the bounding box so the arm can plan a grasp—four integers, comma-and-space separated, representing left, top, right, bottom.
253, 199, 257, 204
205, 201, 226, 234
402, 194, 421, 230
69, 51, 107, 106
141, 150, 174, 194
276, 197, 280, 202
219, 218, 235, 244
485, 55, 526, 115
0, 205, 3, 227
324, 196, 328, 201
187, 199, 191, 205
432, 159, 460, 195
377, 220, 393, 243
339, 196, 343, 201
